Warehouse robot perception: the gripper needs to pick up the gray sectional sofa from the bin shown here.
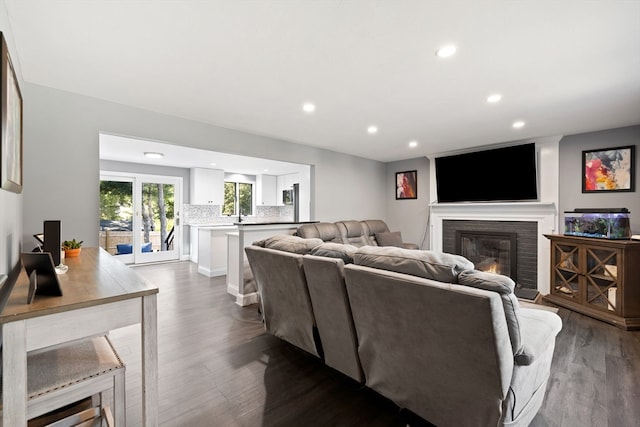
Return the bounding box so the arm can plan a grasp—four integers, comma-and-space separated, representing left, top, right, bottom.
245, 234, 562, 427
297, 219, 420, 249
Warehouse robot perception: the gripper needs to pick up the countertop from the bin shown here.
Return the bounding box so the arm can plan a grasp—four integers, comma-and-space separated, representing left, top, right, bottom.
232, 221, 319, 226
196, 224, 238, 229
188, 223, 235, 228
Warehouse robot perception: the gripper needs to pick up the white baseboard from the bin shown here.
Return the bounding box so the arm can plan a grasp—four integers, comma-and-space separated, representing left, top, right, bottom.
197, 266, 226, 277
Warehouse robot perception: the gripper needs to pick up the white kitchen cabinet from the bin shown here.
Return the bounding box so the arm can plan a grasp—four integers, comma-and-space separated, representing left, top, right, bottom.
256, 174, 277, 205
190, 168, 224, 205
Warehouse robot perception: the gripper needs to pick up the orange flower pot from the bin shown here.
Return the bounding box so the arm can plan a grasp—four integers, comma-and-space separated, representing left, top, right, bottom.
64, 248, 81, 258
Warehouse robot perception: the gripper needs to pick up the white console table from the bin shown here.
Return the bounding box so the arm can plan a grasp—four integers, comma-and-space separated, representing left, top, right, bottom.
0, 248, 159, 426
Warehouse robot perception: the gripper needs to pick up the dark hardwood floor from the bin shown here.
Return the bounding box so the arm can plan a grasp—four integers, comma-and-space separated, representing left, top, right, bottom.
107, 261, 640, 427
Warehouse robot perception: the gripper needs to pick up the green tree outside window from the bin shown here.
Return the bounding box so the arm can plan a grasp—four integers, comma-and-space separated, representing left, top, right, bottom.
223, 182, 236, 215
223, 181, 253, 216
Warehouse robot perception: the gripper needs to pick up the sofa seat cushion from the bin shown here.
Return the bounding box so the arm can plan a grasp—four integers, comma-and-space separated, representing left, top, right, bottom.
458, 269, 524, 355
375, 231, 404, 247
254, 235, 323, 254
310, 242, 358, 264
353, 246, 474, 283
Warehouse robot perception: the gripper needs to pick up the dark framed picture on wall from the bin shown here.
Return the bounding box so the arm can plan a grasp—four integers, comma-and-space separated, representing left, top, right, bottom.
582, 145, 635, 193
1, 31, 23, 194
396, 170, 417, 199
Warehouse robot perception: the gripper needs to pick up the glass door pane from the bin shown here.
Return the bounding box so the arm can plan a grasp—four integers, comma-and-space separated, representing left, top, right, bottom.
100, 173, 181, 264
135, 178, 180, 263
99, 178, 134, 264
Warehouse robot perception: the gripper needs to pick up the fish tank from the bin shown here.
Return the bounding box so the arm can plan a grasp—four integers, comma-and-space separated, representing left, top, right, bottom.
564, 209, 631, 239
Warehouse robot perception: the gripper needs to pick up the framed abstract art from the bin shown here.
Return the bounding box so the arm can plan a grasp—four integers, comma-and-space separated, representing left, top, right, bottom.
582, 145, 635, 193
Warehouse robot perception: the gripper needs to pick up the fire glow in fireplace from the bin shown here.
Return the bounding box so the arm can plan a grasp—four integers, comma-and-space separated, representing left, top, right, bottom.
455, 231, 518, 280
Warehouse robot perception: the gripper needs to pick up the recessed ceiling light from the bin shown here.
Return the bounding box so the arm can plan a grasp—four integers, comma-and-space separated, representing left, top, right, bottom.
486, 94, 502, 103
512, 121, 525, 129
302, 102, 316, 113
367, 125, 378, 134
263, 169, 269, 172
209, 162, 217, 166
436, 45, 457, 58
144, 152, 164, 159
409, 140, 418, 148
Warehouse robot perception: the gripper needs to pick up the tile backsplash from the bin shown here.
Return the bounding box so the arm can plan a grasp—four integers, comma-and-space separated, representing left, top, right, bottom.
183, 204, 294, 225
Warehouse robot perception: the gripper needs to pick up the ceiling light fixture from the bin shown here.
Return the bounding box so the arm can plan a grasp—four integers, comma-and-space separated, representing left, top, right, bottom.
144, 152, 164, 159
409, 141, 418, 148
486, 94, 502, 103
302, 102, 316, 113
436, 45, 457, 58
512, 121, 525, 129
367, 125, 378, 134
209, 162, 217, 166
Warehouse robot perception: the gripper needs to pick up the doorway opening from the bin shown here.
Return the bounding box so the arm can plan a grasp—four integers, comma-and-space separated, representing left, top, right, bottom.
100, 172, 182, 264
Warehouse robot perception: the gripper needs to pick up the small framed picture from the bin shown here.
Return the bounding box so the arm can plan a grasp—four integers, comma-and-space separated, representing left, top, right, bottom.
582, 145, 635, 193
396, 170, 417, 199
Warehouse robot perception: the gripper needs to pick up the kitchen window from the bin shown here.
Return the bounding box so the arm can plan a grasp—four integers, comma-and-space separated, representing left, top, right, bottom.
223, 181, 253, 216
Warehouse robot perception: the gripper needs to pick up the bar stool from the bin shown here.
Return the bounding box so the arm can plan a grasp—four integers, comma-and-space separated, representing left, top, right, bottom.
1, 335, 126, 426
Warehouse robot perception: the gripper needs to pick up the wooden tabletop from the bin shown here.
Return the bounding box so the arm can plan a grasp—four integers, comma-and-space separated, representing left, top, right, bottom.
0, 247, 158, 323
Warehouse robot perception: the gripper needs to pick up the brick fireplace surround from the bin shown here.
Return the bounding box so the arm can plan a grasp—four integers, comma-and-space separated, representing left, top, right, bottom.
443, 220, 537, 289
429, 202, 557, 295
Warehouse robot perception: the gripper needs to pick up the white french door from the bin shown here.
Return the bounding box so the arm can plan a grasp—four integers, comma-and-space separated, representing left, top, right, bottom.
100, 172, 182, 264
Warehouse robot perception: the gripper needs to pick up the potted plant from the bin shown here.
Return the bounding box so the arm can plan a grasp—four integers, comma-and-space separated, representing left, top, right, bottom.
62, 239, 83, 257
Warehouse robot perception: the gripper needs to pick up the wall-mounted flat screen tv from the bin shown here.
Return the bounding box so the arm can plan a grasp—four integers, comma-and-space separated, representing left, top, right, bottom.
435, 143, 538, 203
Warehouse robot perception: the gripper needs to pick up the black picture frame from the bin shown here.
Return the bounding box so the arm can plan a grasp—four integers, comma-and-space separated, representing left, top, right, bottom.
582, 145, 635, 193
396, 170, 417, 199
0, 31, 23, 194
21, 252, 63, 301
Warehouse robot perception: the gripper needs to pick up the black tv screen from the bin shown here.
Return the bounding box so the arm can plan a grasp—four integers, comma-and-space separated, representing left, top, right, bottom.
435, 143, 538, 203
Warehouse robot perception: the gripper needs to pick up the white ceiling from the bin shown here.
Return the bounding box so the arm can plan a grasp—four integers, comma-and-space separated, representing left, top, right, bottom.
5, 0, 640, 165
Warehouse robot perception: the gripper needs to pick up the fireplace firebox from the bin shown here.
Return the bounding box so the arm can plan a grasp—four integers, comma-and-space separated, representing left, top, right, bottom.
443, 219, 538, 291
455, 231, 517, 280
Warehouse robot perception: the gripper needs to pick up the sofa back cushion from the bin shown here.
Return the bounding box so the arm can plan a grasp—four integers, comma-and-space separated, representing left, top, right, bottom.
309, 242, 358, 264
344, 264, 514, 426
245, 246, 320, 357
296, 223, 320, 239
335, 220, 369, 247
302, 255, 364, 382
353, 246, 474, 283
458, 269, 524, 355
361, 219, 390, 245
254, 234, 323, 254
297, 222, 341, 243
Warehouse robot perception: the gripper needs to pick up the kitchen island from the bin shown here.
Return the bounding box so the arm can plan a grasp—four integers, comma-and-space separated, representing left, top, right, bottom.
226, 221, 317, 306
197, 225, 238, 277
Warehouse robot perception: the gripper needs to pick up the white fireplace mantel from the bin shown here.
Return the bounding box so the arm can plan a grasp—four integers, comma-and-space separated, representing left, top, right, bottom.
429, 202, 558, 294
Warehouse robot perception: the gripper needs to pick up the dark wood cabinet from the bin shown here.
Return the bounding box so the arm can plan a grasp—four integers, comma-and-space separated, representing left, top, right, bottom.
544, 234, 640, 330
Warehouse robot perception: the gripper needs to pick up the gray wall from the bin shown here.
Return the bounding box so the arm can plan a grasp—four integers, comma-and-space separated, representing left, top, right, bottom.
22, 83, 386, 247
385, 157, 430, 248
559, 125, 640, 234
